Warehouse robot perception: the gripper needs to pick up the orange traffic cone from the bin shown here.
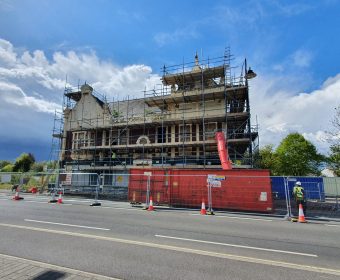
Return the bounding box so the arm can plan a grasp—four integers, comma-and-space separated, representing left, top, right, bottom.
147, 196, 154, 211
13, 189, 20, 200
57, 192, 63, 204
13, 186, 23, 200
200, 200, 207, 215
298, 203, 306, 223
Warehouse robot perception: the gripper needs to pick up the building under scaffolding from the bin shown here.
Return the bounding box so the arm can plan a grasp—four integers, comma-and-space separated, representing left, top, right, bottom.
52, 50, 259, 172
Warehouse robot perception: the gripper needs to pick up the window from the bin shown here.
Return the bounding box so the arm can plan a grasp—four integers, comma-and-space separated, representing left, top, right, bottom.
157, 127, 166, 143
78, 132, 85, 148
178, 147, 193, 156
205, 123, 217, 140
89, 131, 95, 146
119, 129, 127, 145
179, 125, 191, 142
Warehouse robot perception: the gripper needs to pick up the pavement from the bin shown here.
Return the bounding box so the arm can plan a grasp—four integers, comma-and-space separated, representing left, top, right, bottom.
0, 253, 118, 280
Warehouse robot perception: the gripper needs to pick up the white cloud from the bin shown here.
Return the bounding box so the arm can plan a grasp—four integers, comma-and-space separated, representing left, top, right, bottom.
271, 2, 315, 17
0, 38, 339, 159
251, 72, 340, 154
0, 0, 14, 12
272, 48, 314, 74
154, 26, 199, 47
291, 49, 313, 68
0, 82, 60, 114
0, 38, 162, 159
0, 38, 17, 66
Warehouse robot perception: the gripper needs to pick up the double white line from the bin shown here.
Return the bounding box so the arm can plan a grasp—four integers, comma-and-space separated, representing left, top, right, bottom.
0, 223, 339, 276
155, 234, 317, 257
24, 219, 110, 231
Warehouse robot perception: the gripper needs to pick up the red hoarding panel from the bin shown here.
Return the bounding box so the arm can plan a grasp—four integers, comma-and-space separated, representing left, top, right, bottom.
128, 168, 273, 212
128, 169, 169, 205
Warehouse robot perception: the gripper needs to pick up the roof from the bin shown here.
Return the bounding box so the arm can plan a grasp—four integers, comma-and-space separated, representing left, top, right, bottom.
162, 65, 225, 86
65, 90, 104, 108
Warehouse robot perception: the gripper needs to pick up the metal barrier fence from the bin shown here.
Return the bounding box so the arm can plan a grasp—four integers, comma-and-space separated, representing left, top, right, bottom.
272, 176, 339, 219
128, 173, 273, 213
101, 172, 129, 200
0, 172, 57, 193
1, 171, 339, 220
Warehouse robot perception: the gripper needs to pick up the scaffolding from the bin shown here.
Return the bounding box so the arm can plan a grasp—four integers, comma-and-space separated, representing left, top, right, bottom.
52, 49, 259, 172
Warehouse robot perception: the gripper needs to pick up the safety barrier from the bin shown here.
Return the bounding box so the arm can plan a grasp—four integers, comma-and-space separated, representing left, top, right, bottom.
272, 176, 339, 219
128, 169, 273, 213
1, 171, 339, 220
0, 172, 56, 194
100, 172, 129, 200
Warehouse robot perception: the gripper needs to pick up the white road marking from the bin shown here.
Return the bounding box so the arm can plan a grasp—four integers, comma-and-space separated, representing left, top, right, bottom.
0, 223, 338, 276
91, 206, 143, 211
24, 219, 110, 231
325, 224, 340, 228
190, 213, 272, 222
215, 216, 273, 222
25, 201, 48, 204
109, 207, 143, 211
155, 234, 317, 257
63, 198, 96, 203
56, 203, 73, 206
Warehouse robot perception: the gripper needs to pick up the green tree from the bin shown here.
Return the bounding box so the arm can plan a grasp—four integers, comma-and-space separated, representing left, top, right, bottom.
253, 145, 278, 174
326, 106, 340, 176
1, 164, 14, 172
12, 153, 35, 172
0, 160, 12, 170
328, 145, 340, 176
275, 133, 323, 176
46, 160, 58, 170
31, 162, 45, 172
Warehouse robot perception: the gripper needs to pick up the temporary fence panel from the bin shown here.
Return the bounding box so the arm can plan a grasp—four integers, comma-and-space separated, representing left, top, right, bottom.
170, 169, 273, 212
271, 177, 286, 200
128, 168, 273, 212
0, 172, 57, 193
0, 173, 20, 186
0, 173, 12, 183
222, 170, 273, 212
59, 173, 99, 194
128, 169, 169, 205
322, 177, 340, 212
288, 177, 324, 201
323, 177, 340, 197
101, 171, 129, 200
169, 170, 206, 208
271, 177, 325, 200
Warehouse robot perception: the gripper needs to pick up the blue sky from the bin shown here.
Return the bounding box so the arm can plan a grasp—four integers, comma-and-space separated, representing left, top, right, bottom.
0, 0, 340, 161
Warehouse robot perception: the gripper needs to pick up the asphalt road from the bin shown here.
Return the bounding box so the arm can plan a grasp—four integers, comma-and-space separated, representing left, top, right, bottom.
1, 193, 340, 280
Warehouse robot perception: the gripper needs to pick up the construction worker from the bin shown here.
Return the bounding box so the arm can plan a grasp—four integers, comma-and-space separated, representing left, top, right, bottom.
292, 181, 307, 216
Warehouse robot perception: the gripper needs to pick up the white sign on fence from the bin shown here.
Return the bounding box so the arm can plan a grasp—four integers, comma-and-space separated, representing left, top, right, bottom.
259, 192, 268, 201
0, 174, 11, 183
207, 174, 225, 187
207, 174, 225, 183
210, 180, 222, 188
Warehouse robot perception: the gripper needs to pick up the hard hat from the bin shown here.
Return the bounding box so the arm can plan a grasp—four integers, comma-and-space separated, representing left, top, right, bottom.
296, 181, 301, 186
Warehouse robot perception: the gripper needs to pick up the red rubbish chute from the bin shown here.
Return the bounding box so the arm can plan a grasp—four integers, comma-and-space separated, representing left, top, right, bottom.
215, 132, 232, 170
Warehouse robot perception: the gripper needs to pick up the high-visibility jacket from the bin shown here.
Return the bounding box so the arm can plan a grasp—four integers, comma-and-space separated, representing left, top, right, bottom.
293, 186, 304, 200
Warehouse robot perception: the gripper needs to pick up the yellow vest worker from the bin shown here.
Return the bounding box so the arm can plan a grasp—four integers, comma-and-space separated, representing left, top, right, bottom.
292, 181, 307, 216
